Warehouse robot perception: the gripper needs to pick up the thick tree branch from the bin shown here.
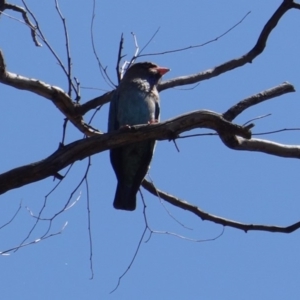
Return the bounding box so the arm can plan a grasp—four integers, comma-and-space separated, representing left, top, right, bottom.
142, 180, 300, 234
0, 110, 251, 194
158, 0, 296, 91
223, 82, 295, 121
292, 2, 300, 9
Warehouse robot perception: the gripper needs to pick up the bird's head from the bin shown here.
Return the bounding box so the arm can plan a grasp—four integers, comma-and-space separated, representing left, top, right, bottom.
123, 62, 170, 86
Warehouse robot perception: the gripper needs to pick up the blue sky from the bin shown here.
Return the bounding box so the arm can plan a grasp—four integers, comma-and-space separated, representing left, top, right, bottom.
1, 0, 300, 299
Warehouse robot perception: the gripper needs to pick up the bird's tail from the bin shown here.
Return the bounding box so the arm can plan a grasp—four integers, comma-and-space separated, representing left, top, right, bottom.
113, 183, 136, 211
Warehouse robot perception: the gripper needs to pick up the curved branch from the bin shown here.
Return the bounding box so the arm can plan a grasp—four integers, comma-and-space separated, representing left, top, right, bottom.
54, 0, 73, 97
0, 110, 251, 195
223, 82, 296, 121
0, 1, 41, 46
293, 2, 300, 9
158, 0, 296, 91
221, 137, 300, 158
0, 50, 101, 136
142, 180, 300, 234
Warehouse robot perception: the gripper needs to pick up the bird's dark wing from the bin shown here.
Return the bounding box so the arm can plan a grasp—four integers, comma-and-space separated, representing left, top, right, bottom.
110, 147, 122, 182
108, 90, 120, 132
126, 140, 156, 194
113, 140, 156, 210
108, 90, 123, 190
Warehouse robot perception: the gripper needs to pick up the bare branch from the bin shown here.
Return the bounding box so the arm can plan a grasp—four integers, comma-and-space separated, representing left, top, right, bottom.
1, 2, 41, 46
139, 27, 160, 55
146, 227, 224, 243
0, 110, 251, 195
243, 113, 272, 126
0, 201, 22, 230
223, 82, 295, 121
130, 31, 139, 61
74, 77, 81, 101
85, 157, 94, 280
0, 222, 68, 255
142, 180, 300, 234
116, 33, 124, 83
20, 0, 79, 95
61, 118, 69, 145
158, 1, 296, 91
90, 0, 115, 88
292, 2, 300, 9
54, 0, 74, 98
110, 193, 148, 294
139, 12, 250, 58
13, 165, 75, 252
147, 175, 192, 229
77, 91, 113, 115
221, 136, 300, 158
254, 128, 300, 136
0, 52, 101, 135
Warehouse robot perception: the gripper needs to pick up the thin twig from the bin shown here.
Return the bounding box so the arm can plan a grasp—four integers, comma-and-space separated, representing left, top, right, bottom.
90, 0, 115, 88
116, 33, 124, 83
139, 12, 250, 58
253, 128, 300, 136
159, 3, 297, 91
74, 77, 81, 102
61, 118, 68, 145
21, 0, 78, 94
172, 139, 180, 152
139, 27, 160, 55
243, 113, 272, 126
0, 200, 22, 230
147, 174, 192, 230
0, 222, 68, 255
147, 228, 224, 243
54, 0, 74, 98
85, 156, 94, 280
131, 32, 139, 59
178, 132, 217, 139
3, 3, 41, 46
13, 164, 74, 252
110, 193, 148, 294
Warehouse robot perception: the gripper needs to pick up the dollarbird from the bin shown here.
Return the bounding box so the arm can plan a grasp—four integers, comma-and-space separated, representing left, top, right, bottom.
108, 62, 170, 211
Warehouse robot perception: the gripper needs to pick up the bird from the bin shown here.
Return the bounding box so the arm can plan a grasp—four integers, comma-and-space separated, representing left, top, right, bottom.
108, 62, 170, 211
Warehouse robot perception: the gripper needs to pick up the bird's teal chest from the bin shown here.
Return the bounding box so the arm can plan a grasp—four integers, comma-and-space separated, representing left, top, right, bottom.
120, 90, 157, 125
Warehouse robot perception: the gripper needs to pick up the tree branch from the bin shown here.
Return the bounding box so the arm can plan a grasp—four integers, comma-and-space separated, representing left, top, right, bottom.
0, 50, 101, 136
223, 82, 295, 121
77, 91, 113, 115
158, 0, 296, 91
142, 179, 300, 234
2, 0, 298, 134
0, 110, 251, 194
221, 137, 300, 158
0, 1, 41, 46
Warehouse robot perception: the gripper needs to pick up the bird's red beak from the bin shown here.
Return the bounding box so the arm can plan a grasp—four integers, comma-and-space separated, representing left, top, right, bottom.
155, 66, 170, 76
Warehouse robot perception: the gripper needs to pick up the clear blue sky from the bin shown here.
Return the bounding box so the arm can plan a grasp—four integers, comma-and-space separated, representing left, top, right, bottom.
1, 1, 300, 299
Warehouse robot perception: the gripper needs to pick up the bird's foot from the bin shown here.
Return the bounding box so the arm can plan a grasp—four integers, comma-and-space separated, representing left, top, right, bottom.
148, 119, 158, 124
119, 124, 132, 131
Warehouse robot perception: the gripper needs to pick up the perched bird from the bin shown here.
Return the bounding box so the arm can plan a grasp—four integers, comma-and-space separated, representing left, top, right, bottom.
108, 62, 170, 211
